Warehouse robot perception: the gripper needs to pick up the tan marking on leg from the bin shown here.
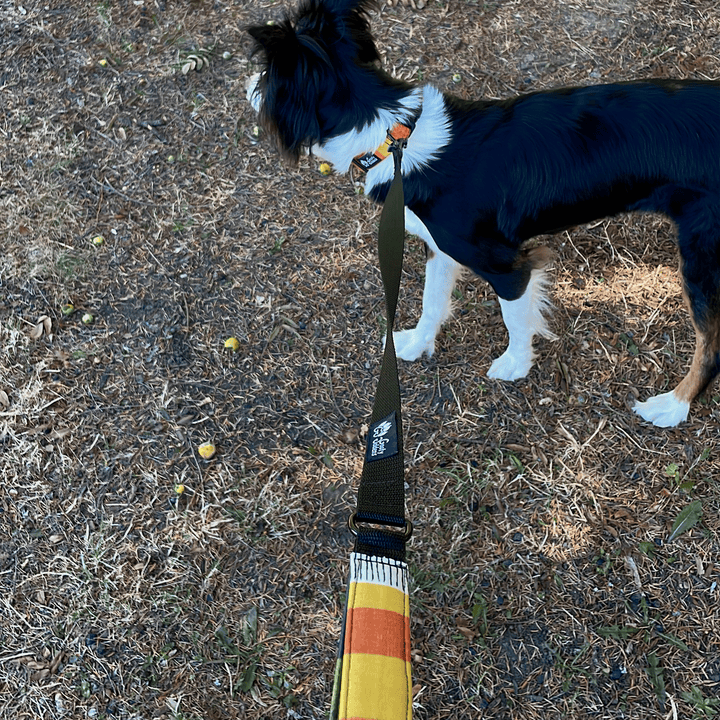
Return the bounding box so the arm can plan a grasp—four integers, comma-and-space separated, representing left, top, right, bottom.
526, 245, 553, 269
673, 284, 720, 404
674, 332, 711, 403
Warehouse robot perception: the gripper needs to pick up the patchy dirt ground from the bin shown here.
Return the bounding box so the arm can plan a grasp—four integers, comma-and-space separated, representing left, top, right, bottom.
2, 0, 720, 718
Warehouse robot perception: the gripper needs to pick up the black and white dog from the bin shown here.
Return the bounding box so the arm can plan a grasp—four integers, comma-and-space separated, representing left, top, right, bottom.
246, 0, 720, 428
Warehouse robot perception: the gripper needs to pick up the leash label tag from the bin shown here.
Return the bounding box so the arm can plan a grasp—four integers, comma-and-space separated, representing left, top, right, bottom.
366, 412, 398, 462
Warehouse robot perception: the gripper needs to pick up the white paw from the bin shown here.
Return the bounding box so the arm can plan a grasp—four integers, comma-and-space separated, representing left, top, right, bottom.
634, 391, 689, 427
487, 350, 533, 381
391, 328, 436, 361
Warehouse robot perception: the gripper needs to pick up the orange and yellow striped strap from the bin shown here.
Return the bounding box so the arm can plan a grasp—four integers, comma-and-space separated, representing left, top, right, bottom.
335, 552, 412, 720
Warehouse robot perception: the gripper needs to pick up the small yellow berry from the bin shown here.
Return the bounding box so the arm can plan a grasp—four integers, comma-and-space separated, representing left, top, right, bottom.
175, 484, 185, 495
319, 162, 333, 176
224, 337, 241, 352
198, 442, 216, 460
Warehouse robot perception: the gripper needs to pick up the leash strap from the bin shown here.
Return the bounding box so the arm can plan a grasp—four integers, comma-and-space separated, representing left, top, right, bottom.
331, 140, 413, 720
351, 142, 412, 560
331, 552, 412, 720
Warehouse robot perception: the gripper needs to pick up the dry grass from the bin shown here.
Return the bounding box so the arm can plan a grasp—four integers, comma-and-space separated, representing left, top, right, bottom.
1, 0, 719, 718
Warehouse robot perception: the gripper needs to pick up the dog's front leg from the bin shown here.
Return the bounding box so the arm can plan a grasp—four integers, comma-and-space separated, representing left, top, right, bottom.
392, 210, 463, 360
487, 269, 556, 381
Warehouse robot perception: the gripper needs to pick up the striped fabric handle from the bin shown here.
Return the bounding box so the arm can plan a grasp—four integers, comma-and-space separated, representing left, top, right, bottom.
331, 552, 412, 720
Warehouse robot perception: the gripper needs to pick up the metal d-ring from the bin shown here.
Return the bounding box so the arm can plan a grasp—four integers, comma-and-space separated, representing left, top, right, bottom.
347, 513, 414, 541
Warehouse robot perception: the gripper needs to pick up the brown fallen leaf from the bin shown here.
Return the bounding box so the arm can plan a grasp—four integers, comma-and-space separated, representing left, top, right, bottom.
30, 315, 52, 340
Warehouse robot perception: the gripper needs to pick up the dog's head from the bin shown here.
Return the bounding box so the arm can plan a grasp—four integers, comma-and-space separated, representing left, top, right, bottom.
247, 0, 382, 163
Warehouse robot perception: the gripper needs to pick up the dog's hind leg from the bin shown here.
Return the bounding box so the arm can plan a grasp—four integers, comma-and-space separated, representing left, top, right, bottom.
634, 323, 720, 427
392, 209, 463, 361
635, 196, 720, 427
487, 265, 557, 381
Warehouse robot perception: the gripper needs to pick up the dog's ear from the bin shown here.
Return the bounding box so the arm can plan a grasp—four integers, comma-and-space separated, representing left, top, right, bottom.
325, 0, 380, 65
249, 17, 332, 68
247, 22, 293, 56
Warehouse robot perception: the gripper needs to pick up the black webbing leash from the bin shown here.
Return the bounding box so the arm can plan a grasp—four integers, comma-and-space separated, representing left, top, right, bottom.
348, 138, 413, 562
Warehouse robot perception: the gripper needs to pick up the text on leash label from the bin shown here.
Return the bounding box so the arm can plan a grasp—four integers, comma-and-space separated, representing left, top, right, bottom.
366, 412, 399, 462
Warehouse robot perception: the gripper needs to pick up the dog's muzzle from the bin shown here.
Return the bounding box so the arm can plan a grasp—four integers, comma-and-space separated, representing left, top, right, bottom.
246, 72, 263, 112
